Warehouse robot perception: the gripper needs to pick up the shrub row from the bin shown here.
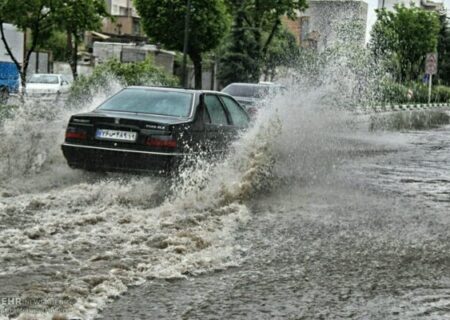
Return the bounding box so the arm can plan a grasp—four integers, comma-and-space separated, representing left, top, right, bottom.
379, 81, 450, 104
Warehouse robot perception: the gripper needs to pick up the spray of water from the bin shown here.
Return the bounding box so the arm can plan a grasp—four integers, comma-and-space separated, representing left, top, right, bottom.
1, 22, 443, 319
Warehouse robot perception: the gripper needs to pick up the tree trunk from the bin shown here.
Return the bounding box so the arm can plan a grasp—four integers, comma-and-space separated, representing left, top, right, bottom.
71, 38, 78, 80
190, 52, 202, 89
67, 32, 78, 80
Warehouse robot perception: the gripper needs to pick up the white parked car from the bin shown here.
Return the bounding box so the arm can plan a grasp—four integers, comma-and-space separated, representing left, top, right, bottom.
26, 73, 71, 100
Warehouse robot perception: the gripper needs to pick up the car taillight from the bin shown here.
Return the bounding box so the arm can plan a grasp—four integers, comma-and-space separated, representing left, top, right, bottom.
146, 136, 177, 148
65, 128, 87, 140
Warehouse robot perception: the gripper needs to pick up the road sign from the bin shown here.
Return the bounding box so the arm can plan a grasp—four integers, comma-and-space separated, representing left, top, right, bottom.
426, 53, 437, 75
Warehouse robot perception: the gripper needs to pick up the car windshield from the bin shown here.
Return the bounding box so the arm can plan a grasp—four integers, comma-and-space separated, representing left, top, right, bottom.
222, 84, 284, 98
28, 74, 59, 84
97, 88, 193, 118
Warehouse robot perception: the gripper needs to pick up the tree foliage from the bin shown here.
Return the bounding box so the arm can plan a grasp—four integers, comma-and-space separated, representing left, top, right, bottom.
37, 30, 68, 62
224, 0, 307, 80
263, 27, 299, 81
370, 5, 440, 82
218, 8, 260, 85
68, 58, 179, 108
53, 0, 108, 79
134, 0, 231, 89
437, 13, 450, 85
0, 0, 108, 87
0, 0, 56, 88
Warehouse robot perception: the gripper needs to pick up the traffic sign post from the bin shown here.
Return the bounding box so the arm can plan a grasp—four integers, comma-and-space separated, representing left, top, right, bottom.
425, 53, 437, 104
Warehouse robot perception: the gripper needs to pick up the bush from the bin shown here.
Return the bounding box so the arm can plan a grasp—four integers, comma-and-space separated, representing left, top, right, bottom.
379, 81, 450, 104
431, 85, 450, 103
67, 58, 179, 108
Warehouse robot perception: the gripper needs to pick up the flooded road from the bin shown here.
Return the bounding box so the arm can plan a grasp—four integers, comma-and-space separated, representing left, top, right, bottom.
0, 96, 450, 319
100, 126, 450, 320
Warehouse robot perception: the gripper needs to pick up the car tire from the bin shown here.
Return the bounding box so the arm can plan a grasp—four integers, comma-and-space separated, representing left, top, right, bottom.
0, 87, 9, 104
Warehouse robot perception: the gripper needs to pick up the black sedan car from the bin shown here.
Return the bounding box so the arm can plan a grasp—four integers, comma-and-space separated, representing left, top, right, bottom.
61, 86, 250, 172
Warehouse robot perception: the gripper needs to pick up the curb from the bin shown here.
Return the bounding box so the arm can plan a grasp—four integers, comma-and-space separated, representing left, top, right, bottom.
355, 103, 450, 114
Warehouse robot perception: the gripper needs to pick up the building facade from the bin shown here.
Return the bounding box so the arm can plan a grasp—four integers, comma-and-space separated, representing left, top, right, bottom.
378, 0, 444, 11
282, 0, 368, 51
102, 0, 144, 38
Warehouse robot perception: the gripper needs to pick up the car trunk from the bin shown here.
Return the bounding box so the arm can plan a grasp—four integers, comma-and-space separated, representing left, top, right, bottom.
64, 111, 192, 153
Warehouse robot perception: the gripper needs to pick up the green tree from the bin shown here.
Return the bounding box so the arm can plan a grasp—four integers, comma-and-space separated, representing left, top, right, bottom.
437, 13, 450, 85
54, 0, 108, 79
370, 4, 440, 82
218, 7, 260, 85
68, 58, 179, 107
37, 30, 69, 62
134, 0, 231, 89
0, 0, 56, 89
263, 27, 299, 81
225, 0, 307, 80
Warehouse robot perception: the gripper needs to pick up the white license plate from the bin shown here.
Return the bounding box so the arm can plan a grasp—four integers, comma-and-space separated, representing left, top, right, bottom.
95, 129, 137, 142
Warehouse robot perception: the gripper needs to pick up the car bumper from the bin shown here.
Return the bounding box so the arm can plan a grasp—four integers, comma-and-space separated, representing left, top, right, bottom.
61, 143, 184, 172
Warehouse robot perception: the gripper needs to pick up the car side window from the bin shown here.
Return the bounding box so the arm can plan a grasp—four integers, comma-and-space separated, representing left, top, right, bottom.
204, 94, 229, 125
220, 96, 249, 127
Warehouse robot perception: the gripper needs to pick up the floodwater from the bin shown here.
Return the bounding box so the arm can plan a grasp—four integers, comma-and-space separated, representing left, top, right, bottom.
0, 91, 450, 319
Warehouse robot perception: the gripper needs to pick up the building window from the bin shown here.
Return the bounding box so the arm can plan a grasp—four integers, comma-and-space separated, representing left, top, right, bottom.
119, 6, 129, 16
133, 19, 141, 36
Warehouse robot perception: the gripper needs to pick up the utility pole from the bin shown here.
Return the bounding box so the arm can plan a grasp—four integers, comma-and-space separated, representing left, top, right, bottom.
182, 0, 191, 88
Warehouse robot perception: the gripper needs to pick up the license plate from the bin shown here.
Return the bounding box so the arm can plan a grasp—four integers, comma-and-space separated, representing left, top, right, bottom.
95, 129, 137, 142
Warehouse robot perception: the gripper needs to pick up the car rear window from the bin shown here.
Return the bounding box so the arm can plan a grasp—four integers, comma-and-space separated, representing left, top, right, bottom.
28, 74, 59, 84
97, 88, 193, 117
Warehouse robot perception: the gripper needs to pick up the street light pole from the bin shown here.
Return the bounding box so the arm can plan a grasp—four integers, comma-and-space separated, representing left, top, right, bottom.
182, 0, 191, 88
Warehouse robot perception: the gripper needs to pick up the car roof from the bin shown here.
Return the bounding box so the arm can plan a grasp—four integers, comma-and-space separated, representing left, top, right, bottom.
223, 82, 281, 87
127, 86, 236, 97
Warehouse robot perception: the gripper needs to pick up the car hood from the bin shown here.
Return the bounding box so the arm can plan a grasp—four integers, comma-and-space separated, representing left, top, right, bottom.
74, 110, 193, 125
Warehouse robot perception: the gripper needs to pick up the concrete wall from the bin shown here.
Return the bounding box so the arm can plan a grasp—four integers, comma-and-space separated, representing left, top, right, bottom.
53, 62, 93, 81
93, 42, 175, 74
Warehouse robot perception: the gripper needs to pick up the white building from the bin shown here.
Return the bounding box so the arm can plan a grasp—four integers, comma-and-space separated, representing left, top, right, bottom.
377, 0, 444, 10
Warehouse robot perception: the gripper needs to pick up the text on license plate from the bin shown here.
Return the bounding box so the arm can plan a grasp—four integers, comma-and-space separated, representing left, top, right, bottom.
95, 129, 137, 142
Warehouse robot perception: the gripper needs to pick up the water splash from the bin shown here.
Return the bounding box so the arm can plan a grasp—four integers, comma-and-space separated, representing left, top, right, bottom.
0, 28, 408, 320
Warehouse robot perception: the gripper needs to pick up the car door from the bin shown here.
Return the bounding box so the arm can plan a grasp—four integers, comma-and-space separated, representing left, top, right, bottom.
219, 95, 250, 134
203, 93, 233, 154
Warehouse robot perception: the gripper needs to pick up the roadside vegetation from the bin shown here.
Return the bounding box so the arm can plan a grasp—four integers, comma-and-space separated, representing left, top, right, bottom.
369, 5, 450, 105
67, 58, 179, 108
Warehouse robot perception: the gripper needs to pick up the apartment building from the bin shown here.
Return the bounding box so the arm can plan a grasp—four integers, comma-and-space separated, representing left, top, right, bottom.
378, 0, 444, 11
102, 0, 144, 38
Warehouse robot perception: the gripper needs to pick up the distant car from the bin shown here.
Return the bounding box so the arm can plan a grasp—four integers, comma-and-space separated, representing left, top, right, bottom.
26, 73, 71, 100
61, 86, 250, 172
221, 82, 286, 114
